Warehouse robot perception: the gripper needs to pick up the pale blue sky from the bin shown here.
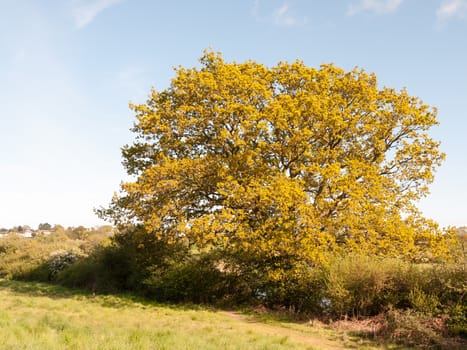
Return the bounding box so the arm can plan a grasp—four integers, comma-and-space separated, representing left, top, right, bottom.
0, 0, 466, 228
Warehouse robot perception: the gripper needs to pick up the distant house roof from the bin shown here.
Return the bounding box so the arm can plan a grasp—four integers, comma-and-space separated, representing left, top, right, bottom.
20, 230, 33, 238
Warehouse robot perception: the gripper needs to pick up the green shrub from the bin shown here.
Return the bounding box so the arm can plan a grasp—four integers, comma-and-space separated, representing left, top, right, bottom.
0, 235, 63, 279
143, 256, 222, 303
447, 303, 467, 337
408, 286, 440, 314
323, 255, 410, 317
0, 231, 107, 281
55, 245, 134, 293
254, 267, 325, 314
48, 249, 86, 277
54, 254, 100, 289
427, 264, 466, 307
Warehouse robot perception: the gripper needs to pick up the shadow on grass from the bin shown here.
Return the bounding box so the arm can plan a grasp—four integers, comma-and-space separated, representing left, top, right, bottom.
0, 278, 88, 298
0, 278, 215, 312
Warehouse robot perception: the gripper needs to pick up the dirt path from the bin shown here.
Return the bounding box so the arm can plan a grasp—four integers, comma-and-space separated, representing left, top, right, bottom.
222, 311, 356, 350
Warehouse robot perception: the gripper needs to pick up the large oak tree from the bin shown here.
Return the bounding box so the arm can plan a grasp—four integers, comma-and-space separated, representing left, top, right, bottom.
101, 51, 452, 267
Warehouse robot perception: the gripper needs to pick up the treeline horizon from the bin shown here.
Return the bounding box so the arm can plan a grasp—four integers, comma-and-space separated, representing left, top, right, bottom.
0, 223, 113, 231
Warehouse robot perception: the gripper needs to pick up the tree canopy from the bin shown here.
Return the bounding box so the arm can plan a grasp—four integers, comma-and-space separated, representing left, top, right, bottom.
38, 223, 52, 231
101, 51, 452, 265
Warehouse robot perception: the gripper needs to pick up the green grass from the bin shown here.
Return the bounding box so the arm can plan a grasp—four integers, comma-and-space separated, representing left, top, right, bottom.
0, 279, 406, 350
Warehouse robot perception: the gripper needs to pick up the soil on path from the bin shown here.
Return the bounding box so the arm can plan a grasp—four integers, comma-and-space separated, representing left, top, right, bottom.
222, 311, 372, 350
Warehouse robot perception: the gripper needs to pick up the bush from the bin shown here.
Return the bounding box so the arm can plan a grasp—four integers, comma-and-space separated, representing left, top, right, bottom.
408, 286, 440, 314
320, 255, 467, 318
143, 255, 224, 303
0, 235, 79, 279
382, 308, 447, 348
55, 244, 134, 293
48, 249, 86, 278
0, 229, 111, 283
447, 303, 467, 337
322, 255, 411, 317
56, 226, 195, 295
252, 267, 325, 314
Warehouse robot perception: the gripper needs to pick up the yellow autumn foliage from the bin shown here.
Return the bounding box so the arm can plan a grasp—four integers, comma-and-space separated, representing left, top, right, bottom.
101, 50, 454, 266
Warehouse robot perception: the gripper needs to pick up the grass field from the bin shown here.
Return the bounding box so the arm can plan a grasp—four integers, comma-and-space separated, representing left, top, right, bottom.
0, 279, 407, 350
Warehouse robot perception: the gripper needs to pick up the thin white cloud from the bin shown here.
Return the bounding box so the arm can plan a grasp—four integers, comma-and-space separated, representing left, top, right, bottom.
347, 0, 403, 16
72, 0, 122, 29
272, 3, 307, 27
251, 1, 307, 27
436, 0, 467, 23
